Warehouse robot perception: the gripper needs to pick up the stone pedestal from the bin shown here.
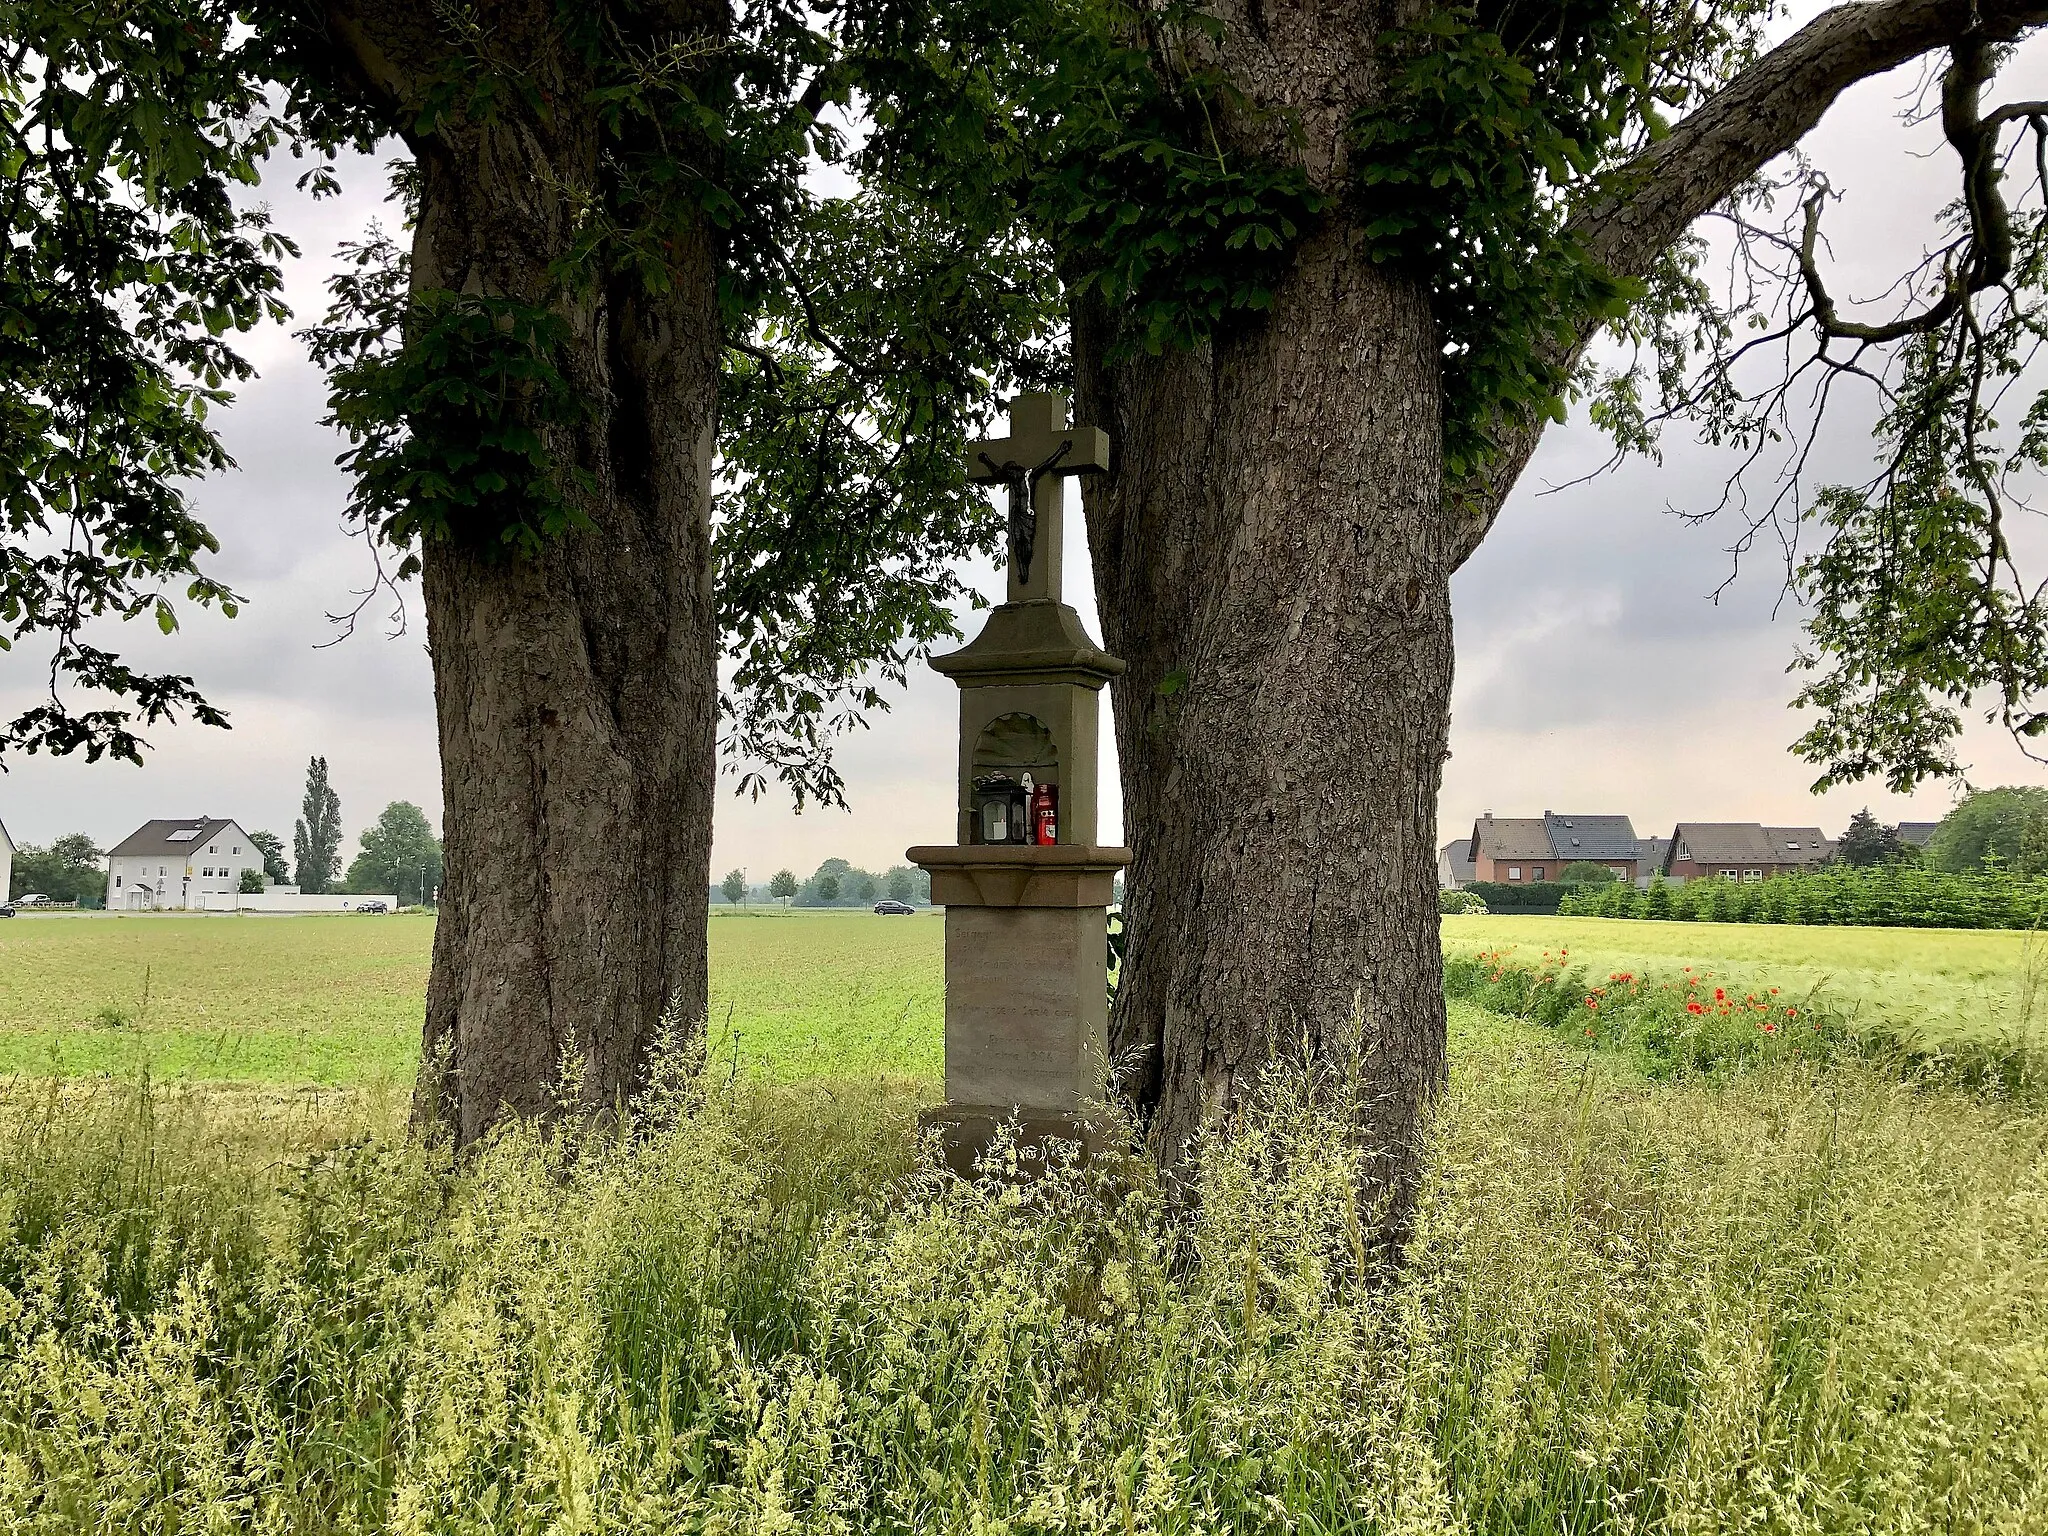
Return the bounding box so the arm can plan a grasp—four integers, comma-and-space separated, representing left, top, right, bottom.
909, 845, 1129, 1171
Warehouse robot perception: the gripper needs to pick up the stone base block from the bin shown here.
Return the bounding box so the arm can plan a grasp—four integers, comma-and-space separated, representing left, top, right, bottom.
942, 904, 1108, 1109
919, 1104, 1110, 1179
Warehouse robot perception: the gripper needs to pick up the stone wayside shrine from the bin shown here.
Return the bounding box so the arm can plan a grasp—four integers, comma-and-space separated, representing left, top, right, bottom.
908, 393, 1132, 1172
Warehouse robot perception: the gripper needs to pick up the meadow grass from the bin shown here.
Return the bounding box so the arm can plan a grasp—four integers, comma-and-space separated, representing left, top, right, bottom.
3, 1004, 2043, 1532
0, 910, 943, 1089
9, 909, 2046, 1090
1443, 912, 2048, 1047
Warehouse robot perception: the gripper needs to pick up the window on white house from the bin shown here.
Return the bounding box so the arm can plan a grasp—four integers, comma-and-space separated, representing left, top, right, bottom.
114, 876, 121, 887
1508, 866, 1522, 881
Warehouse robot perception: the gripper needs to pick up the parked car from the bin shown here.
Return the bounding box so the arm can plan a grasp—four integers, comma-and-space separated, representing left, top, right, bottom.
351, 899, 391, 914
0, 905, 14, 919
872, 899, 916, 915
12, 893, 51, 906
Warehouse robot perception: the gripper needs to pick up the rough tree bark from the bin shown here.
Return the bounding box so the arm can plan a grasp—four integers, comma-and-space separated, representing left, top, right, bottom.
1084, 0, 2046, 1217
1077, 232, 1451, 1212
322, 2, 725, 1147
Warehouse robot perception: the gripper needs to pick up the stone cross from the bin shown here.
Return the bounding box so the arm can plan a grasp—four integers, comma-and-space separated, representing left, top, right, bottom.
965, 393, 1110, 605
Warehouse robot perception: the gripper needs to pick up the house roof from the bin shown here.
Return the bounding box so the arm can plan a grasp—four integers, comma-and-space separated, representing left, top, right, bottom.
1896, 821, 1940, 847
1668, 823, 1779, 866
1472, 816, 1552, 861
1763, 827, 1833, 865
106, 817, 244, 860
0, 815, 12, 857
1636, 836, 1669, 870
1668, 823, 1832, 868
1543, 812, 1640, 862
1440, 838, 1475, 879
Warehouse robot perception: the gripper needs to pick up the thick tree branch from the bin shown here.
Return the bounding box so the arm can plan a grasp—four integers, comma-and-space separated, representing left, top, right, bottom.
1448, 0, 2048, 568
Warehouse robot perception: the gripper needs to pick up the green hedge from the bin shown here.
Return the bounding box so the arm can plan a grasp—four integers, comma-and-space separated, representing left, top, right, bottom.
1462, 880, 1577, 914
1556, 865, 2048, 929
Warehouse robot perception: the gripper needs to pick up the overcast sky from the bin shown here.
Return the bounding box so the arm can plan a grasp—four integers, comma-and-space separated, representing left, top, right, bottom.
4, 23, 2045, 873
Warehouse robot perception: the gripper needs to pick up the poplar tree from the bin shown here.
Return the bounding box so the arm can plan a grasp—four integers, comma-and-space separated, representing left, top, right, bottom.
293, 755, 343, 894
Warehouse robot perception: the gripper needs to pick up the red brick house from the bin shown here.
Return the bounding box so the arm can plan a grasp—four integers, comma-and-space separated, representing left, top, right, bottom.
1661, 823, 1834, 882
1466, 812, 1645, 884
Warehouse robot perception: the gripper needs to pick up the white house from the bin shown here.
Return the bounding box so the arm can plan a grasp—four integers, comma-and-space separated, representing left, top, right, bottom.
0, 814, 14, 904
105, 817, 263, 910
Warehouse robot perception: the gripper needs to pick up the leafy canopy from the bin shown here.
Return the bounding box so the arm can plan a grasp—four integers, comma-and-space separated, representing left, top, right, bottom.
0, 0, 377, 762
2, 0, 1061, 808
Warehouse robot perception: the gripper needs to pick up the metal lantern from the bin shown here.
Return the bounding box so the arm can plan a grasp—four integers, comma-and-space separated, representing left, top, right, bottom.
972, 772, 1028, 845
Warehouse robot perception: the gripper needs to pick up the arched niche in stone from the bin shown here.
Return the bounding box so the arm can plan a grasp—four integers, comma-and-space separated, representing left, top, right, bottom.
972, 711, 1060, 782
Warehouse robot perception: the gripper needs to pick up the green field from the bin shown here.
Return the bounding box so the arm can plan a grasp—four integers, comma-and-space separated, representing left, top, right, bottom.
0, 908, 944, 1086
4, 908, 2041, 1087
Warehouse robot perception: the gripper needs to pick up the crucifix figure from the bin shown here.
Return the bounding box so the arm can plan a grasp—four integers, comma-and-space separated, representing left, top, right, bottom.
965, 393, 1111, 605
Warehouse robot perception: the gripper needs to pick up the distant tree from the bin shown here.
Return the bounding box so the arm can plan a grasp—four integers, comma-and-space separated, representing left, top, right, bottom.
721, 869, 747, 906
1925, 788, 2048, 874
769, 869, 799, 901
1557, 861, 1619, 884
2019, 817, 2048, 878
800, 858, 853, 906
248, 830, 290, 885
8, 835, 106, 905
343, 802, 443, 906
1838, 808, 1908, 867
49, 833, 100, 869
885, 868, 914, 903
854, 873, 878, 903
239, 869, 265, 894
293, 757, 343, 894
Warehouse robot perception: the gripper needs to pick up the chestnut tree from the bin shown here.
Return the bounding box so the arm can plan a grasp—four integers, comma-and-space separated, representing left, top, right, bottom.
850, 0, 2048, 1221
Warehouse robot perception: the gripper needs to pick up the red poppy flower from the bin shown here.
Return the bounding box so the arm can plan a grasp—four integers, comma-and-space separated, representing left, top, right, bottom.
1714, 988, 1726, 1002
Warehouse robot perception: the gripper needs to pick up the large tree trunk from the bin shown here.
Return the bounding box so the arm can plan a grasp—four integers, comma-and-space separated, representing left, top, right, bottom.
1074, 0, 2017, 1219
1077, 220, 1453, 1223
331, 8, 725, 1148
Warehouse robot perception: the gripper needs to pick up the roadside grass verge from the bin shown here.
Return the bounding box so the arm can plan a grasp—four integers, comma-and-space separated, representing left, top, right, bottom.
1444, 945, 2047, 1100
3, 1014, 2044, 1531
1442, 913, 2048, 1046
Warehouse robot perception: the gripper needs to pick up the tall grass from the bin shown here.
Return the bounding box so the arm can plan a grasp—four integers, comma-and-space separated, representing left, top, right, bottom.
3, 1031, 2045, 1532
